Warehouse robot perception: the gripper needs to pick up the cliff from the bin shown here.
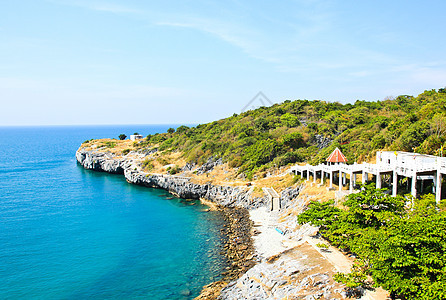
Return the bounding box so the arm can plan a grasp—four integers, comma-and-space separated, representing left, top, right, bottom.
76, 148, 269, 209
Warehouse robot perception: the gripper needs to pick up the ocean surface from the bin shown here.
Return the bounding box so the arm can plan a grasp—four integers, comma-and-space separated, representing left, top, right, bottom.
0, 125, 226, 299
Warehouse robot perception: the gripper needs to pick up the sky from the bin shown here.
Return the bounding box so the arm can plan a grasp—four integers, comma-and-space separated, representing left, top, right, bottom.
1, 0, 446, 126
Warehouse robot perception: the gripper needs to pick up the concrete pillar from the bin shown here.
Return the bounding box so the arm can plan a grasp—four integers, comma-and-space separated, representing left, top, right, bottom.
313, 171, 317, 183
411, 175, 417, 198
329, 172, 333, 188
362, 171, 367, 183
392, 171, 398, 197
436, 172, 442, 205
349, 173, 354, 192
307, 170, 310, 181
376, 172, 381, 189
343, 173, 347, 185
339, 170, 342, 191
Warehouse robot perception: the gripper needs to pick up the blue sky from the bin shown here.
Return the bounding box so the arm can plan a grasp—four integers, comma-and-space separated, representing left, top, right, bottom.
1, 0, 446, 126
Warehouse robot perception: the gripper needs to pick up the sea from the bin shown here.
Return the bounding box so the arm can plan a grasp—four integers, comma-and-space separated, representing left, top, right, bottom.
0, 125, 227, 299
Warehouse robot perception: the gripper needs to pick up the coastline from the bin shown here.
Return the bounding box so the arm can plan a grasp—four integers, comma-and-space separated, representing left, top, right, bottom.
75, 147, 260, 299
75, 146, 388, 299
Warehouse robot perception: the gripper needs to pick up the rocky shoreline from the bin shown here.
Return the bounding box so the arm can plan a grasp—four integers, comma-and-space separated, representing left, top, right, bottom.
196, 207, 257, 299
76, 148, 262, 299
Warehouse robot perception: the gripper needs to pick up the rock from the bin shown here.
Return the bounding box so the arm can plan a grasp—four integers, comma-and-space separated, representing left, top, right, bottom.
180, 288, 191, 296
313, 134, 332, 149
76, 148, 269, 209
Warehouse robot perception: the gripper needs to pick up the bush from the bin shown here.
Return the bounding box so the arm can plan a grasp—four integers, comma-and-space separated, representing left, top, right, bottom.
102, 141, 116, 148
243, 139, 279, 168
167, 165, 181, 175
122, 149, 131, 155
281, 132, 304, 149
118, 134, 127, 140
280, 113, 300, 127
142, 159, 154, 171
157, 157, 170, 166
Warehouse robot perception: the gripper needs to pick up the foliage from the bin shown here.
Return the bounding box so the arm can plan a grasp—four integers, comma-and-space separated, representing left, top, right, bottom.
167, 127, 175, 134
142, 159, 154, 171
243, 139, 279, 168
298, 187, 446, 299
280, 113, 300, 127
138, 88, 446, 176
281, 132, 304, 149
157, 157, 170, 166
167, 165, 181, 175
102, 141, 116, 148
334, 263, 368, 289
122, 148, 131, 155
118, 134, 127, 140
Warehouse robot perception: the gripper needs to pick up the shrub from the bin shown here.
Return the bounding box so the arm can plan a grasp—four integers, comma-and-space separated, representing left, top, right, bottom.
102, 141, 116, 148
243, 139, 279, 168
157, 157, 170, 166
281, 132, 304, 149
167, 165, 181, 175
122, 149, 131, 155
280, 113, 300, 127
118, 134, 127, 140
142, 159, 154, 171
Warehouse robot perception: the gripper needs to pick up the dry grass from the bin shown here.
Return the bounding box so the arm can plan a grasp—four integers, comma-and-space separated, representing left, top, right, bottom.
81, 139, 136, 155
251, 174, 296, 193
299, 183, 336, 203
142, 151, 187, 174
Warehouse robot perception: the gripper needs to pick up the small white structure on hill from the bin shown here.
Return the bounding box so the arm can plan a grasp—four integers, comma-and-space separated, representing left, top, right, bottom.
130, 134, 143, 141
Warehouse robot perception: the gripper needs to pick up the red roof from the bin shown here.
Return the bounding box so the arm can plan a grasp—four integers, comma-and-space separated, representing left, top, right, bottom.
326, 147, 348, 163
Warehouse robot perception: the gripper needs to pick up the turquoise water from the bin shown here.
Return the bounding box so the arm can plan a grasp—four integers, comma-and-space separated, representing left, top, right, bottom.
0, 126, 226, 299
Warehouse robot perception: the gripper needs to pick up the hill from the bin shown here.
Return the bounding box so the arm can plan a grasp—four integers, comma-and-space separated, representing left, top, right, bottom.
132, 88, 446, 179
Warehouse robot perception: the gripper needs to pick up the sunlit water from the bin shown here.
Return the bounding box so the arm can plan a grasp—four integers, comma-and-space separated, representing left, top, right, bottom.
0, 126, 226, 299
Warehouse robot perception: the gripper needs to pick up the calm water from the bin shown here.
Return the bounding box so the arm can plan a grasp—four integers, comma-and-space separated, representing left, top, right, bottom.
0, 126, 226, 299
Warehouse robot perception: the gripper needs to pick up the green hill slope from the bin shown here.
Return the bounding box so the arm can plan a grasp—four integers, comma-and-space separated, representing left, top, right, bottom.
140, 88, 446, 178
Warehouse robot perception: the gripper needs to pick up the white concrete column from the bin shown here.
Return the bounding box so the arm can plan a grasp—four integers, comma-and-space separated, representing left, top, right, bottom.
307, 170, 310, 181
376, 172, 381, 189
343, 173, 347, 185
329, 172, 333, 188
362, 171, 367, 183
392, 171, 397, 197
411, 175, 417, 198
349, 173, 354, 192
436, 172, 442, 205
339, 170, 342, 191
313, 171, 317, 183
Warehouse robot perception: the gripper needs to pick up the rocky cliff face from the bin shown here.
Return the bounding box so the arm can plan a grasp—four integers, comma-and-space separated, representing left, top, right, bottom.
76, 148, 268, 209
75, 150, 128, 174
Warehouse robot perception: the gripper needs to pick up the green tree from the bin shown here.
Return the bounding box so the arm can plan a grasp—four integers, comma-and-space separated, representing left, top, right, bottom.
281, 132, 304, 149
243, 139, 279, 168
280, 113, 300, 127
298, 188, 446, 299
167, 127, 175, 134
118, 134, 127, 140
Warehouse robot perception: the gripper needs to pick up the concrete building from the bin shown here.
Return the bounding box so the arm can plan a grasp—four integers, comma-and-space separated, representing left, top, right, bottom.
289, 150, 446, 204
130, 134, 143, 141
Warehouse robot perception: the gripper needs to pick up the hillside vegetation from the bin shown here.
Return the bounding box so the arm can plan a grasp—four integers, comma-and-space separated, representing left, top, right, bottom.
298, 185, 446, 299
136, 88, 446, 179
